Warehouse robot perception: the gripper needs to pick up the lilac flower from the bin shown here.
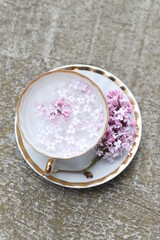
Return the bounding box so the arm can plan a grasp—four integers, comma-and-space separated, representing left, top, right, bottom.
83, 105, 92, 113
55, 134, 63, 144
66, 125, 76, 135
78, 138, 87, 151
70, 79, 81, 90
95, 90, 137, 162
68, 95, 75, 103
36, 104, 47, 117
89, 126, 99, 138
37, 98, 72, 121
64, 147, 73, 157
96, 149, 104, 156
66, 135, 75, 145
85, 94, 96, 104
46, 141, 56, 151
57, 89, 68, 98
72, 104, 81, 116
91, 108, 103, 120
41, 126, 53, 136
79, 83, 90, 93
52, 124, 63, 133
37, 134, 47, 145
72, 117, 80, 126
77, 97, 85, 105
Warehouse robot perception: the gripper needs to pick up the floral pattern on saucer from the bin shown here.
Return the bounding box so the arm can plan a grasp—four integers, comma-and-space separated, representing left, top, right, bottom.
36, 79, 105, 158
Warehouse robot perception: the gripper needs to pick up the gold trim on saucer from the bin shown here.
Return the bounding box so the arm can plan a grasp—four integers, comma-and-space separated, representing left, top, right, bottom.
16, 65, 141, 188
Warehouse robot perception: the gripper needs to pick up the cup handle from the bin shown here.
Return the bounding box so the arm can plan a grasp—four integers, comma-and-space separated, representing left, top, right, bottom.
44, 158, 55, 176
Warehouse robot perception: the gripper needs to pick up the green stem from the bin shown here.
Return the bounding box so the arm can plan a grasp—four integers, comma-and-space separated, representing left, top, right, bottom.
52, 156, 100, 174
84, 156, 100, 171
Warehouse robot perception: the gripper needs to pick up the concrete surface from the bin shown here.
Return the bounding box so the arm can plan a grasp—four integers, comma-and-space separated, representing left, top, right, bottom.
0, 0, 160, 239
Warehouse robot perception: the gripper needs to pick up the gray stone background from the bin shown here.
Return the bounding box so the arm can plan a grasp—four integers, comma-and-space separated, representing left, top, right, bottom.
0, 0, 160, 239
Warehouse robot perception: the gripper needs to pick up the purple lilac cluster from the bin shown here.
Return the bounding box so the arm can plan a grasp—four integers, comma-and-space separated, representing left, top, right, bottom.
37, 98, 72, 121
95, 90, 137, 163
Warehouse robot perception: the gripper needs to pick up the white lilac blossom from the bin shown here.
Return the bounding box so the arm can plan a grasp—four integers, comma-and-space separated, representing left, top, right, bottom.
57, 89, 68, 98
37, 134, 46, 145
76, 97, 85, 105
89, 127, 99, 138
72, 104, 81, 116
78, 138, 87, 151
36, 79, 105, 157
95, 90, 137, 163
66, 125, 76, 135
83, 105, 92, 113
72, 117, 80, 126
55, 134, 63, 144
85, 94, 96, 104
46, 141, 56, 151
70, 79, 81, 90
66, 136, 75, 145
67, 95, 75, 103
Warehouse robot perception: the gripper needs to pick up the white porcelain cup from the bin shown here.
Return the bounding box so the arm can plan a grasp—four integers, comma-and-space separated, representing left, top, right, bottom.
17, 70, 109, 175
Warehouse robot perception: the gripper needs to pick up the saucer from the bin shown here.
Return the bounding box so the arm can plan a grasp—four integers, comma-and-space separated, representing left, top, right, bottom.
15, 64, 142, 188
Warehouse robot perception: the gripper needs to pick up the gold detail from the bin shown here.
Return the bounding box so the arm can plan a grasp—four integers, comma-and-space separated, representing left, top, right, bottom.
44, 159, 55, 176
130, 98, 135, 108
135, 111, 139, 121
120, 86, 127, 93
73, 68, 79, 71
108, 76, 117, 82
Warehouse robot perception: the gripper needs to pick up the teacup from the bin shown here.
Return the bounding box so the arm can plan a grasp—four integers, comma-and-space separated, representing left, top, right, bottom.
17, 70, 109, 175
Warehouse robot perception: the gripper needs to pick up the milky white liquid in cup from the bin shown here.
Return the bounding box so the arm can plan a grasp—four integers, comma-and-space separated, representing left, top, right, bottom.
17, 70, 108, 159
